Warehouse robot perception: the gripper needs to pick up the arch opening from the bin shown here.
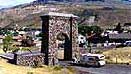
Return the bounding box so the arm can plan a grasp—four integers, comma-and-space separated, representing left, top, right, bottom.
56, 32, 72, 60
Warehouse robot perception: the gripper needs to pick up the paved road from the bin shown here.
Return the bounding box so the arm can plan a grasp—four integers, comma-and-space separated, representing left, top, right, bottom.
74, 64, 131, 74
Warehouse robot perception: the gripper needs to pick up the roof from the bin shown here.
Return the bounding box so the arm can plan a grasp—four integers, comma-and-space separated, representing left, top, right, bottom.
81, 53, 105, 59
109, 33, 131, 39
42, 12, 78, 18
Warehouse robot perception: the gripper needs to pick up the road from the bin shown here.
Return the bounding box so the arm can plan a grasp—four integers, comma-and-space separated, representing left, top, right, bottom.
74, 64, 131, 74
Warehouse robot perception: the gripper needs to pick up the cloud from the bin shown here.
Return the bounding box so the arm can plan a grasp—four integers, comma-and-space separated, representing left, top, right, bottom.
0, 0, 35, 7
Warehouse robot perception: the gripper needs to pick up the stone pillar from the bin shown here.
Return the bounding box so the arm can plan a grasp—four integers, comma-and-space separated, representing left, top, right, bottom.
41, 12, 79, 65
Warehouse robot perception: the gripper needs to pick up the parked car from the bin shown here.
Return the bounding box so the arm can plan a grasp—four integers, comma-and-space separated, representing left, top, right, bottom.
79, 53, 106, 67
124, 41, 131, 46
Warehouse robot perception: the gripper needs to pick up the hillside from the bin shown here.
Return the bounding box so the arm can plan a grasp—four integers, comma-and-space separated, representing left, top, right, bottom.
0, 2, 131, 29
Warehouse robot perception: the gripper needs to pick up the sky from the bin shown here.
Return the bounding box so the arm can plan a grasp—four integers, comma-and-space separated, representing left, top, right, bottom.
0, 0, 35, 7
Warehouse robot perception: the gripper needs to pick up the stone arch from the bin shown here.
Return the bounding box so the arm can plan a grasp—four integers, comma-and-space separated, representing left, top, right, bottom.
56, 32, 72, 60
41, 12, 79, 65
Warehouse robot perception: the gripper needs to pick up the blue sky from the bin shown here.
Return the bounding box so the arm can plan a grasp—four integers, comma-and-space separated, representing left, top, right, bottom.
0, 0, 35, 7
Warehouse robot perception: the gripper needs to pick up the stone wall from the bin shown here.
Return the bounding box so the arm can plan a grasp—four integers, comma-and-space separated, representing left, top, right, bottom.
14, 53, 44, 67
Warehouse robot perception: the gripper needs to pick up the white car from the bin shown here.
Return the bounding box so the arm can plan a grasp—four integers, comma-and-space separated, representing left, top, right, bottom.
124, 41, 131, 46
79, 53, 106, 67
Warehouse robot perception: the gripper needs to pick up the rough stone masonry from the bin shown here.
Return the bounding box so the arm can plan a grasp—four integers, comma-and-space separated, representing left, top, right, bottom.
41, 12, 80, 65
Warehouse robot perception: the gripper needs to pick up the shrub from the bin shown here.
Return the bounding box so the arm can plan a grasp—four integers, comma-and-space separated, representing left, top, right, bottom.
66, 66, 75, 73
53, 66, 63, 71
27, 72, 33, 74
95, 50, 103, 54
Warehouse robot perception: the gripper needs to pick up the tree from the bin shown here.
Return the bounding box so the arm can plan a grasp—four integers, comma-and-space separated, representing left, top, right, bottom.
90, 26, 102, 34
3, 35, 13, 53
78, 25, 103, 36
78, 25, 92, 36
114, 23, 123, 33
11, 46, 32, 54
21, 36, 35, 47
78, 25, 103, 53
13, 32, 19, 36
0, 27, 3, 35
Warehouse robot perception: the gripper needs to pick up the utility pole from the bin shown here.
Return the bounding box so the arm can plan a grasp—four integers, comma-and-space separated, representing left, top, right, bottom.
88, 43, 92, 53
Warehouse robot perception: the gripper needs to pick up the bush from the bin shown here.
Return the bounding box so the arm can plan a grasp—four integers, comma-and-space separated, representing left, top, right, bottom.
27, 72, 33, 74
53, 66, 63, 71
33, 60, 43, 68
95, 50, 103, 54
66, 66, 75, 73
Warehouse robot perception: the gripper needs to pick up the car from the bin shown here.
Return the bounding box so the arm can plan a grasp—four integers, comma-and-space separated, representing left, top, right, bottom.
124, 41, 131, 46
79, 53, 106, 67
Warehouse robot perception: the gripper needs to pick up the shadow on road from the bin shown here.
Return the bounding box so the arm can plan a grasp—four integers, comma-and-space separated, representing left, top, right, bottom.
70, 63, 102, 68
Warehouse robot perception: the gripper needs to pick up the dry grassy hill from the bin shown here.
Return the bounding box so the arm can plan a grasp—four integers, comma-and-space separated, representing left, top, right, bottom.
0, 3, 131, 29
103, 47, 131, 64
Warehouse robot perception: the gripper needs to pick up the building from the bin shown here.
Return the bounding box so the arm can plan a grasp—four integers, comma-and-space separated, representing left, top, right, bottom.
78, 34, 86, 44
123, 23, 131, 30
107, 33, 131, 46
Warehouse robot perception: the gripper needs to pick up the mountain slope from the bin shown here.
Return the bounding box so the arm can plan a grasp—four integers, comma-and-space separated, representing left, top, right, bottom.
0, 1, 131, 29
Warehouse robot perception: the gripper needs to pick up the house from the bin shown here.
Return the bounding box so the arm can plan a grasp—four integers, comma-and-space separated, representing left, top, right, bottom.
78, 34, 86, 44
109, 33, 131, 40
107, 33, 131, 46
78, 34, 87, 47
106, 30, 118, 34
123, 23, 131, 30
